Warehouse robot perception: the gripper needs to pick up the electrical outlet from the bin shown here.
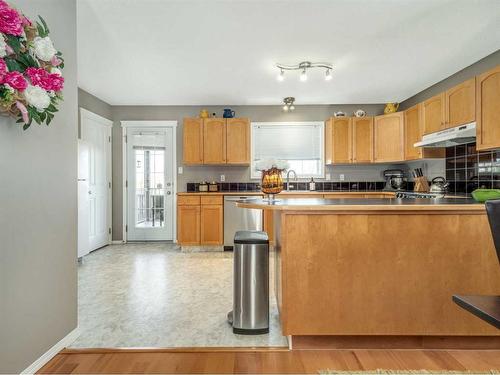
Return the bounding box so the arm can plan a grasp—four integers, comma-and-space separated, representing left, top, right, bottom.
339, 174, 345, 181
177, 167, 183, 174
326, 173, 331, 180
220, 174, 225, 182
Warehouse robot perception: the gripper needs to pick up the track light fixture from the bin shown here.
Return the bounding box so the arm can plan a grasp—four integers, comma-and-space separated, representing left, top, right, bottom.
283, 97, 296, 112
276, 61, 333, 82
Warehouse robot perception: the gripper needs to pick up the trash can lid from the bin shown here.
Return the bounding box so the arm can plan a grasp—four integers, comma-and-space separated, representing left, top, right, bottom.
234, 230, 269, 244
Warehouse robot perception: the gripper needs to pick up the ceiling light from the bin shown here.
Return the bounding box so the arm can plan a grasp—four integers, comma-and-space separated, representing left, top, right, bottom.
325, 68, 332, 81
300, 68, 307, 82
277, 69, 285, 82
283, 105, 289, 111
275, 61, 333, 82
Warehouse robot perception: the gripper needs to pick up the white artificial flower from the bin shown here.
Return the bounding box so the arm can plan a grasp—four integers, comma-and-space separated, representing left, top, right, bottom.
31, 36, 57, 62
48, 90, 56, 97
50, 67, 62, 76
0, 34, 7, 58
24, 85, 51, 111
4, 83, 14, 92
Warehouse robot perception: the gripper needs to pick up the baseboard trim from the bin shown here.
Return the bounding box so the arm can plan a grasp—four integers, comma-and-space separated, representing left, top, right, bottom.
111, 240, 124, 244
21, 327, 80, 374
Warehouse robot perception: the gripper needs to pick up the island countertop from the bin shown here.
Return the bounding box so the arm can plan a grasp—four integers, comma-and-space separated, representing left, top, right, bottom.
237, 197, 484, 212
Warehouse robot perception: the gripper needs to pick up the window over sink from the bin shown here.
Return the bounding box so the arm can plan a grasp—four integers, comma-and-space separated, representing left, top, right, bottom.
251, 122, 324, 179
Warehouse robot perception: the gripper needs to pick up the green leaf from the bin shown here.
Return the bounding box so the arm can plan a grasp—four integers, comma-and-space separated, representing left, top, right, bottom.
5, 35, 22, 54
47, 104, 58, 112
23, 123, 30, 130
39, 111, 47, 122
46, 112, 54, 125
5, 58, 23, 72
39, 16, 50, 35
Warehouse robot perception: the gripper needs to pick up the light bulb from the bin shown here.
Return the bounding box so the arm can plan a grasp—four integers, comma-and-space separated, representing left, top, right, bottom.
289, 105, 295, 111
325, 69, 332, 81
283, 105, 289, 111
300, 68, 307, 82
277, 69, 285, 82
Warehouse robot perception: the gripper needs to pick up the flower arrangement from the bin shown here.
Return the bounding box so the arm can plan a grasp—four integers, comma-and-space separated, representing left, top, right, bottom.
0, 0, 64, 130
255, 159, 290, 172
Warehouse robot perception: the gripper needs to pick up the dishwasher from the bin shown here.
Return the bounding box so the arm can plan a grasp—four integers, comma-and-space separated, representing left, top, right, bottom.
224, 196, 263, 250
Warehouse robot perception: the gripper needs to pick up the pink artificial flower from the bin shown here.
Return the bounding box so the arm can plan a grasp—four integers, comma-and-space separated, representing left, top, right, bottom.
0, 1, 9, 9
4, 71, 27, 91
26, 67, 64, 92
0, 58, 6, 83
0, 3, 23, 36
51, 55, 62, 67
5, 44, 13, 55
16, 100, 29, 123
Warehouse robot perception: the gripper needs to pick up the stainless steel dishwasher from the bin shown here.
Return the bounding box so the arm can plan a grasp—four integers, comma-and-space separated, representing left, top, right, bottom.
223, 196, 263, 250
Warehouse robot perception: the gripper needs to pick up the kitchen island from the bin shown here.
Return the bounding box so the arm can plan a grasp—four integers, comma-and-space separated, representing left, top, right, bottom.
237, 197, 500, 349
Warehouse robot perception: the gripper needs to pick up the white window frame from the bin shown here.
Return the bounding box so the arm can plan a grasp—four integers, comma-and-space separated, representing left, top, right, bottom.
250, 121, 325, 179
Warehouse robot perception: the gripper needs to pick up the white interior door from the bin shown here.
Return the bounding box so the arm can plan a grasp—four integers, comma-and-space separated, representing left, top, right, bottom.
78, 140, 90, 258
81, 109, 112, 251
126, 127, 174, 241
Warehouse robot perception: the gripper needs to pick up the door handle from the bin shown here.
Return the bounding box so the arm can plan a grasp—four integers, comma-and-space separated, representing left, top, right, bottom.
166, 191, 171, 195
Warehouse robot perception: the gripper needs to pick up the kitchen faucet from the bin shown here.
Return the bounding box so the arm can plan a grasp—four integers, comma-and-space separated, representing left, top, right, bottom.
286, 170, 297, 191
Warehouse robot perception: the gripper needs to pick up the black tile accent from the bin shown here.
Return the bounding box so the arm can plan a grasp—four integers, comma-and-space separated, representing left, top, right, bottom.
358, 182, 367, 191
229, 183, 238, 191
220, 183, 230, 191
376, 181, 385, 190
446, 147, 455, 159
349, 182, 359, 191
456, 144, 466, 157
331, 182, 342, 191
323, 182, 332, 191
187, 183, 196, 192
315, 182, 324, 191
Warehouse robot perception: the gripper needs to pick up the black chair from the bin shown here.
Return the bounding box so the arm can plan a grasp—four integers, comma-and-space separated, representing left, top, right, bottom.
486, 199, 500, 264
452, 199, 500, 329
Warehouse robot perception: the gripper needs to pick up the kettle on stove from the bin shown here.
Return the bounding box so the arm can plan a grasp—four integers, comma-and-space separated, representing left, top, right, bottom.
429, 177, 449, 194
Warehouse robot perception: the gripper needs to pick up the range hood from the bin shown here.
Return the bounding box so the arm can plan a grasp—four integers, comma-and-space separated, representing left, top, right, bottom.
414, 122, 476, 148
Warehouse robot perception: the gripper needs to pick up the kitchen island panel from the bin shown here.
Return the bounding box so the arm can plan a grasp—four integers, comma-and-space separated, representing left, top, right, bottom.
278, 211, 500, 336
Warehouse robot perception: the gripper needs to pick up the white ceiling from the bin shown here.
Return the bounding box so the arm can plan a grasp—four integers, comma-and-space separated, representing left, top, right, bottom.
77, 0, 500, 106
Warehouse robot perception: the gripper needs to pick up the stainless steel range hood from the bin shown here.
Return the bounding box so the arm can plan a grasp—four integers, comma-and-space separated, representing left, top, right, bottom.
414, 122, 476, 148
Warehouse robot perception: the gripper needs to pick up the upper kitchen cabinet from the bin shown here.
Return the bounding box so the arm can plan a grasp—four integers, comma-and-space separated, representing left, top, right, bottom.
374, 112, 404, 162
183, 118, 203, 164
445, 77, 476, 129
325, 117, 352, 164
226, 118, 250, 164
476, 65, 500, 151
352, 117, 374, 163
203, 118, 226, 164
422, 93, 445, 135
404, 104, 445, 161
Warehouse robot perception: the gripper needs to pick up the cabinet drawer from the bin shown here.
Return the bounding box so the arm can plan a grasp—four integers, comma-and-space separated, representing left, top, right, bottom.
178, 196, 201, 206
201, 196, 223, 205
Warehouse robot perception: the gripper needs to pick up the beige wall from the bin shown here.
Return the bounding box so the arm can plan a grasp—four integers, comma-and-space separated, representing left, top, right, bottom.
78, 88, 113, 136
0, 0, 78, 373
401, 49, 500, 109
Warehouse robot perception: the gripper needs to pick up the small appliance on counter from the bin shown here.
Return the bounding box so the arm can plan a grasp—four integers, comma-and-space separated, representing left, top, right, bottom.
383, 169, 406, 191
429, 177, 449, 194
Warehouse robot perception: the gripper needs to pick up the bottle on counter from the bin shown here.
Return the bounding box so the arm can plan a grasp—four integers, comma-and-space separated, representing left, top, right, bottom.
309, 177, 316, 191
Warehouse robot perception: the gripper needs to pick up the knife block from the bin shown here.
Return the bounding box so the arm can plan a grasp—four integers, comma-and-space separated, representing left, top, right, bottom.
414, 176, 430, 193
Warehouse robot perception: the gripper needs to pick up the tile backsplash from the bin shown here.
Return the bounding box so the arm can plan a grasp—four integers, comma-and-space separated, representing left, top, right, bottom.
445, 142, 500, 194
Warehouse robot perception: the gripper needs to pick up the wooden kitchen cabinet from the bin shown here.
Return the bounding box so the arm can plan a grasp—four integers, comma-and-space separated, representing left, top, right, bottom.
352, 117, 374, 163
203, 118, 226, 164
325, 117, 352, 164
178, 195, 223, 246
177, 205, 200, 245
183, 118, 203, 164
200, 204, 223, 245
226, 118, 250, 164
422, 93, 445, 134
404, 104, 444, 161
476, 65, 500, 151
374, 112, 404, 162
445, 78, 476, 129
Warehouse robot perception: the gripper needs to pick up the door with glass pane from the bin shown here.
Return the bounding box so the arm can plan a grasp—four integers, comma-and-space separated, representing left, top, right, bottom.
127, 128, 174, 241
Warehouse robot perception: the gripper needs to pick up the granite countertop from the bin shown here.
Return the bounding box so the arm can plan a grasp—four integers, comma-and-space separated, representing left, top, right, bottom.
236, 197, 483, 212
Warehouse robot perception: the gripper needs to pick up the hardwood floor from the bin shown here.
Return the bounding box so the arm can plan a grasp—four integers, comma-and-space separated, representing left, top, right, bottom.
39, 349, 500, 373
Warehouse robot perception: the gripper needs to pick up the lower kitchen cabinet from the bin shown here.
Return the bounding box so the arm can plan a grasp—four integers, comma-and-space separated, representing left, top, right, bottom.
200, 204, 223, 245
177, 205, 200, 245
177, 195, 223, 246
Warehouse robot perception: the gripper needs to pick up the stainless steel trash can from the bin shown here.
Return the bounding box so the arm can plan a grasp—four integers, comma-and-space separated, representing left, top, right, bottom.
228, 230, 269, 334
